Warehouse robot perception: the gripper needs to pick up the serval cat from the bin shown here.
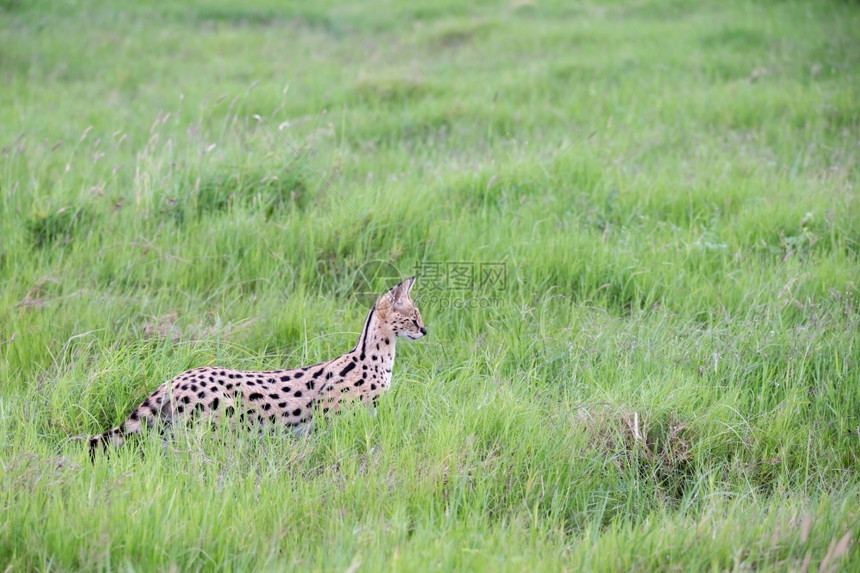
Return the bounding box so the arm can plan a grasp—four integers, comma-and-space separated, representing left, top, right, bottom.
89, 277, 426, 459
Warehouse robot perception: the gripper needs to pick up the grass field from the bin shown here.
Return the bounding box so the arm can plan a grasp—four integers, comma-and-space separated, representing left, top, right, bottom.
1, 0, 859, 570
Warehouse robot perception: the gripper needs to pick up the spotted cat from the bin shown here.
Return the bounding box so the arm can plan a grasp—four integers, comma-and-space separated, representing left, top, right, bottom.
89, 277, 426, 459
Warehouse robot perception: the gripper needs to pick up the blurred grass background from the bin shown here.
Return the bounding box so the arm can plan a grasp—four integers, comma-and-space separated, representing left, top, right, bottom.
1, 0, 858, 570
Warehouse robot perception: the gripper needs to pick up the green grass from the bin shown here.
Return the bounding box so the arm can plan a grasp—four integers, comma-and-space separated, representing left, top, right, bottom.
1, 0, 859, 570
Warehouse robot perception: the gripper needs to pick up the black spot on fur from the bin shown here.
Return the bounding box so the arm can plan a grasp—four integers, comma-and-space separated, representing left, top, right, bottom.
278, 402, 287, 409
312, 369, 324, 379
292, 408, 302, 416
210, 397, 220, 411
197, 391, 206, 399
130, 410, 139, 421
262, 403, 271, 411
269, 393, 280, 400
306, 381, 315, 391
182, 396, 191, 404
280, 375, 291, 381
177, 405, 185, 414
293, 390, 302, 398
294, 372, 304, 379
249, 393, 263, 401
371, 383, 377, 390
339, 362, 356, 376
354, 380, 365, 387
225, 406, 235, 417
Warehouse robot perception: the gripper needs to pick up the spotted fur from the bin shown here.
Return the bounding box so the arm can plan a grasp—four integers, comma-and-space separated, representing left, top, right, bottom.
89, 277, 426, 459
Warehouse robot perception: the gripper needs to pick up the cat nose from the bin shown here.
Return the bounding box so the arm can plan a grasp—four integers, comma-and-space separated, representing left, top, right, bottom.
420, 327, 427, 336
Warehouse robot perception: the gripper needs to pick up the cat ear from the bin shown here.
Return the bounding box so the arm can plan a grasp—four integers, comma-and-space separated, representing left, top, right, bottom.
391, 276, 415, 302
376, 277, 415, 312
